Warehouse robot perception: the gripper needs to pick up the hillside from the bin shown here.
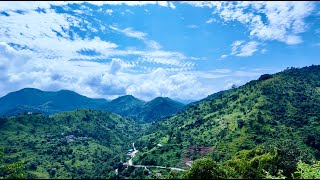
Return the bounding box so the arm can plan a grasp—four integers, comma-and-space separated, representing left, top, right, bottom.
0, 109, 142, 179
105, 96, 184, 123
0, 89, 184, 123
2, 65, 320, 179
104, 95, 146, 119
0, 88, 108, 115
135, 97, 185, 123
133, 65, 320, 177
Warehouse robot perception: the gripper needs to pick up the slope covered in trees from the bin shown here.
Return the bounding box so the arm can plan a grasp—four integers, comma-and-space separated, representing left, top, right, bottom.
2, 65, 320, 179
0, 109, 142, 178
133, 65, 320, 178
0, 89, 185, 123
134, 97, 185, 123
0, 88, 109, 115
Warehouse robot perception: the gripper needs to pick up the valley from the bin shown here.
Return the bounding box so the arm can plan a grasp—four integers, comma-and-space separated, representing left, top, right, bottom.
1, 65, 320, 179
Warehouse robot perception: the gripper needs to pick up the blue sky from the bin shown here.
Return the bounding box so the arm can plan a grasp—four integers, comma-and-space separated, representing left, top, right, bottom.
0, 1, 319, 101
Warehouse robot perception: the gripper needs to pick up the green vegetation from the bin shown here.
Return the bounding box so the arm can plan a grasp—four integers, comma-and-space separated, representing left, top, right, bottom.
0, 109, 142, 178
106, 96, 184, 123
132, 65, 320, 178
0, 88, 109, 115
292, 161, 320, 179
0, 89, 184, 123
135, 97, 185, 123
0, 147, 25, 179
2, 65, 320, 179
183, 158, 226, 179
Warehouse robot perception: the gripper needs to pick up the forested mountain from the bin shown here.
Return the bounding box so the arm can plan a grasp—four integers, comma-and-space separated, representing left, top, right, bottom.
0, 89, 185, 123
0, 88, 109, 115
133, 65, 320, 178
134, 97, 185, 123
2, 65, 320, 179
0, 109, 142, 179
106, 96, 184, 123
104, 95, 146, 116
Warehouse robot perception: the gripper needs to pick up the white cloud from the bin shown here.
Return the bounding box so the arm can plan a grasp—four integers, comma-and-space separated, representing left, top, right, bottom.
3, 38, 267, 101
0, 10, 119, 61
187, 24, 199, 29
0, 1, 71, 11
209, 69, 232, 73
157, 1, 168, 7
110, 26, 146, 40
181, 1, 222, 9
224, 40, 260, 57
0, 40, 276, 101
184, 1, 316, 45
236, 41, 260, 57
109, 58, 123, 75
0, 7, 203, 100
206, 18, 216, 24
87, 1, 158, 6
1, 1, 289, 102
106, 9, 113, 15
220, 40, 262, 59
220, 54, 228, 59
0, 9, 193, 68
126, 68, 211, 100
109, 25, 164, 51
0, 1, 175, 13
169, 2, 176, 9
261, 48, 267, 54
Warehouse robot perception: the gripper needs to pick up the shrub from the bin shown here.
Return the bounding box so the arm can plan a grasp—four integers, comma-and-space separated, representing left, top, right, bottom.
183, 158, 227, 179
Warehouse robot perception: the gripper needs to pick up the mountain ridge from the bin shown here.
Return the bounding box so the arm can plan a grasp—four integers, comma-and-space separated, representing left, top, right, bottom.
0, 88, 185, 122
133, 65, 320, 173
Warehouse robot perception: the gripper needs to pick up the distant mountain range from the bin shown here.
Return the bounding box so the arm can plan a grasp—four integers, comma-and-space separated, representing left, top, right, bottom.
0, 88, 185, 122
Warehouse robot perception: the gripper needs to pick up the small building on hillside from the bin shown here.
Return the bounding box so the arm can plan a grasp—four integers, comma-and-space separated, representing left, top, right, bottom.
123, 163, 128, 168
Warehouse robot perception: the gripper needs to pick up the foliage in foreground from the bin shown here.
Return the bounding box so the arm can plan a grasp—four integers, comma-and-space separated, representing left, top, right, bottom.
0, 147, 25, 179
184, 145, 320, 179
0, 109, 142, 179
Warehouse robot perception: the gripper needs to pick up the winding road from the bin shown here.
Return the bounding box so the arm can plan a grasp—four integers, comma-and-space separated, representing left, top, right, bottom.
126, 143, 186, 172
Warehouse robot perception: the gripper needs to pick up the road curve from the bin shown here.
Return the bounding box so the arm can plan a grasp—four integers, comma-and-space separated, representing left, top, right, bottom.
126, 143, 187, 172
130, 165, 186, 171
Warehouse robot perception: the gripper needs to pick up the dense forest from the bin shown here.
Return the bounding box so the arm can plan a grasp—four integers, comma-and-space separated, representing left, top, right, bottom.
132, 65, 320, 179
1, 65, 320, 179
0, 109, 143, 178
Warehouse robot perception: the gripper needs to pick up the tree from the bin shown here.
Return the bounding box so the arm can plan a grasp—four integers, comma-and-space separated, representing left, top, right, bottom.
292, 160, 320, 179
183, 158, 227, 179
258, 74, 272, 81
265, 139, 314, 177
176, 131, 182, 144
0, 147, 25, 179
223, 145, 278, 179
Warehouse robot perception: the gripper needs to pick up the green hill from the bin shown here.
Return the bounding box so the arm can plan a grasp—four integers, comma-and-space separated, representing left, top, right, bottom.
0, 109, 142, 179
105, 96, 184, 123
2, 65, 320, 179
136, 97, 185, 123
0, 88, 109, 115
105, 95, 146, 119
0, 89, 185, 123
133, 65, 320, 175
